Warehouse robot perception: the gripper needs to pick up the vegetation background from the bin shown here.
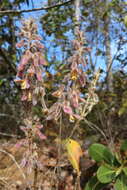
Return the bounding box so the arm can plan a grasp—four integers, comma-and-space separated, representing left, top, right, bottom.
0, 0, 127, 189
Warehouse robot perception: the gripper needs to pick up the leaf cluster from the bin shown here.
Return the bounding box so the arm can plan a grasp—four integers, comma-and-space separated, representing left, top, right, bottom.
85, 142, 127, 190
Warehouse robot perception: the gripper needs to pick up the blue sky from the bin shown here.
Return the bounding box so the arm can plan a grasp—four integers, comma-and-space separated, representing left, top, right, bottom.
16, 0, 127, 76
18, 0, 73, 71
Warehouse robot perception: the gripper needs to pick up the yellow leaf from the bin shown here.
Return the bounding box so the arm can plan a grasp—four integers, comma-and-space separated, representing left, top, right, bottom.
28, 92, 32, 101
21, 80, 28, 89
56, 72, 61, 77
71, 70, 78, 80
124, 15, 127, 27
63, 138, 82, 175
69, 115, 75, 123
43, 82, 52, 89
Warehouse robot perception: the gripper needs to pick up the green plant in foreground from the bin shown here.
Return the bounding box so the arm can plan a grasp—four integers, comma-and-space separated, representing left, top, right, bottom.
84, 140, 127, 190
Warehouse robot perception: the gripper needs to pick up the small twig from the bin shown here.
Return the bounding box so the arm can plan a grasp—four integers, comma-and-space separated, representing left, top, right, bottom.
84, 119, 108, 144
69, 120, 80, 138
0, 149, 26, 180
75, 174, 81, 190
0, 113, 18, 122
0, 177, 9, 186
0, 0, 74, 15
41, 96, 48, 110
0, 132, 21, 138
57, 114, 62, 173
33, 164, 38, 190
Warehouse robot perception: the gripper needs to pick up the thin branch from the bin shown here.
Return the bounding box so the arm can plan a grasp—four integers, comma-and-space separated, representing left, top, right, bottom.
84, 119, 108, 144
0, 149, 26, 180
69, 119, 80, 138
0, 113, 15, 118
74, 0, 81, 34
100, 40, 122, 90
0, 113, 19, 123
0, 177, 9, 188
0, 0, 74, 15
0, 132, 21, 138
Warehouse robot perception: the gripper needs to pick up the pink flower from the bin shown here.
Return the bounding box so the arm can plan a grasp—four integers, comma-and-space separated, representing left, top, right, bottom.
27, 66, 35, 76
21, 94, 27, 101
16, 40, 25, 48
36, 124, 43, 129
36, 71, 42, 81
73, 114, 82, 120
20, 158, 27, 167
71, 91, 79, 108
39, 57, 47, 66
35, 41, 44, 49
20, 56, 28, 66
63, 105, 73, 115
18, 63, 25, 72
34, 35, 42, 41
33, 55, 39, 67
37, 130, 47, 140
15, 139, 27, 148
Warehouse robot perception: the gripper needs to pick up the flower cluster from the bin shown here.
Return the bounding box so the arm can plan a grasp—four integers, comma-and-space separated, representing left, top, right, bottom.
15, 19, 48, 174
15, 19, 47, 106
47, 29, 99, 122
16, 117, 46, 148
15, 116, 46, 174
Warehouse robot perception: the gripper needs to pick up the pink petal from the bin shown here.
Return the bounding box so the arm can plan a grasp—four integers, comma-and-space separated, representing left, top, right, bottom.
18, 63, 25, 72
20, 158, 27, 167
63, 105, 73, 115
40, 57, 47, 65
71, 92, 79, 108
36, 124, 43, 129
73, 114, 82, 120
20, 56, 28, 66
36, 41, 44, 49
27, 66, 35, 75
36, 71, 42, 81
20, 126, 27, 132
35, 35, 42, 41
15, 139, 26, 148
33, 56, 39, 67
16, 40, 25, 48
21, 94, 27, 101
37, 131, 47, 140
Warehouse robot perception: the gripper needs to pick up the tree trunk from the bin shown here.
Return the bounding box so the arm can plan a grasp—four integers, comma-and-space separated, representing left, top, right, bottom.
104, 2, 113, 92
74, 0, 81, 33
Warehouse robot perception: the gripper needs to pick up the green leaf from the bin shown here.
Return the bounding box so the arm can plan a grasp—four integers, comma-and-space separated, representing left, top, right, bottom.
115, 166, 123, 177
89, 143, 114, 164
120, 140, 127, 152
124, 15, 127, 28
84, 176, 107, 190
114, 175, 127, 190
0, 80, 3, 86
123, 167, 127, 176
97, 165, 116, 183
114, 152, 122, 165
118, 107, 127, 116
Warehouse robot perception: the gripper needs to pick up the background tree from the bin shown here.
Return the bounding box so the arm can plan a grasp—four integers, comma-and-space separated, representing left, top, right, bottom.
0, 0, 31, 135
0, 0, 127, 145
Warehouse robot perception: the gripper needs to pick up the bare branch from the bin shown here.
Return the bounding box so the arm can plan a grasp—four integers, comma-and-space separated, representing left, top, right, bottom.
0, 0, 74, 15
74, 0, 81, 33
0, 149, 26, 179
0, 132, 21, 138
